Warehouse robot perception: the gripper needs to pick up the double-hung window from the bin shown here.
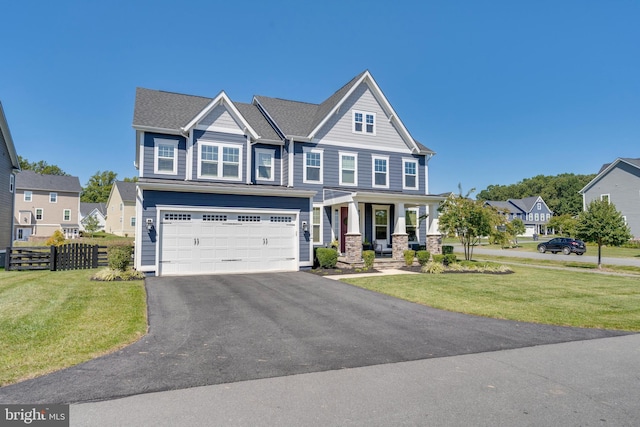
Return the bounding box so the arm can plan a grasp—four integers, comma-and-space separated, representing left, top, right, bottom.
130, 217, 136, 227
35, 208, 43, 221
339, 152, 357, 186
49, 192, 57, 203
154, 139, 178, 174
353, 110, 375, 134
403, 159, 418, 189
198, 142, 242, 180
63, 209, 71, 221
304, 148, 323, 183
24, 191, 32, 202
255, 148, 274, 181
372, 155, 389, 188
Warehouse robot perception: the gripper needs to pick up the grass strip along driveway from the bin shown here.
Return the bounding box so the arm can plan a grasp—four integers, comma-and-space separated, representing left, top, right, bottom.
342, 265, 640, 331
0, 270, 147, 386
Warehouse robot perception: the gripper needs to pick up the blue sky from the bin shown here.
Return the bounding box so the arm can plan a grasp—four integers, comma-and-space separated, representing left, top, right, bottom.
1, 0, 638, 195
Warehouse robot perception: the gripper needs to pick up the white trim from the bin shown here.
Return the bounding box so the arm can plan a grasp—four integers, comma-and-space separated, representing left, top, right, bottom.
339, 151, 358, 186
185, 131, 194, 180
49, 192, 58, 203
194, 124, 245, 135
182, 91, 259, 140
579, 158, 640, 194
352, 110, 376, 135
312, 204, 323, 244
197, 141, 243, 182
132, 125, 182, 135
24, 190, 32, 202
138, 132, 145, 175
405, 207, 420, 243
303, 147, 323, 184
245, 135, 252, 185
309, 137, 412, 154
402, 158, 419, 190
9, 174, 14, 193
371, 155, 389, 189
35, 208, 43, 220
600, 194, 611, 203
154, 139, 179, 175
134, 187, 144, 270
288, 140, 294, 186
255, 147, 275, 182
62, 209, 71, 222
137, 180, 316, 198
372, 205, 390, 242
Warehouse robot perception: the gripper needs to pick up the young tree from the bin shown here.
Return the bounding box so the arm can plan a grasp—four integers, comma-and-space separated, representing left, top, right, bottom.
547, 214, 577, 236
438, 190, 498, 260
81, 170, 118, 203
82, 214, 101, 237
576, 200, 632, 269
507, 218, 526, 245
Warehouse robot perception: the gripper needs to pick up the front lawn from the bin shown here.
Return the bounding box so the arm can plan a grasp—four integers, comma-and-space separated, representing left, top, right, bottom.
342, 266, 640, 331
0, 269, 147, 386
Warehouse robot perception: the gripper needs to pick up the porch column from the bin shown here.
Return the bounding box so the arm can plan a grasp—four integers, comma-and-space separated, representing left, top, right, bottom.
426, 202, 443, 255
392, 202, 408, 260
345, 200, 362, 264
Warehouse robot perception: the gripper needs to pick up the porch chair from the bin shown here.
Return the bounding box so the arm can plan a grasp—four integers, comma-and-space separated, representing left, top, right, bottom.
374, 239, 393, 257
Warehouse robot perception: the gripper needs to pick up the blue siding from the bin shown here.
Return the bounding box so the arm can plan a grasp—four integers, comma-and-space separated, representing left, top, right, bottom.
139, 190, 311, 267
142, 132, 187, 179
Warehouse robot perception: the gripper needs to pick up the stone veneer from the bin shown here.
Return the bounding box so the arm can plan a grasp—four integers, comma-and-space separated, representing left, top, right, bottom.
427, 234, 442, 255
391, 233, 408, 260
344, 233, 363, 264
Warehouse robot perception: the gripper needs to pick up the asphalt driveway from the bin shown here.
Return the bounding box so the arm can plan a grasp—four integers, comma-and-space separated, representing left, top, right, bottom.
0, 272, 629, 404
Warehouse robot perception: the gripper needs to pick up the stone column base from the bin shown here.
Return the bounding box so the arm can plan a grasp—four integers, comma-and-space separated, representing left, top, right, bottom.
392, 233, 408, 260
427, 234, 442, 255
345, 233, 363, 264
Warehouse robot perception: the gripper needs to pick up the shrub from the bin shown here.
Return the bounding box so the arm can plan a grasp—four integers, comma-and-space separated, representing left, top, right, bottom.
442, 245, 454, 255
45, 230, 66, 247
444, 254, 457, 265
108, 245, 132, 271
363, 250, 375, 270
432, 254, 445, 264
316, 248, 338, 269
416, 250, 430, 266
403, 250, 416, 266
422, 261, 444, 274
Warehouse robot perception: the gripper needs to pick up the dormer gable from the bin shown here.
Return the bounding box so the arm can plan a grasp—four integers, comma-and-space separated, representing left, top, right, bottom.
182, 91, 259, 140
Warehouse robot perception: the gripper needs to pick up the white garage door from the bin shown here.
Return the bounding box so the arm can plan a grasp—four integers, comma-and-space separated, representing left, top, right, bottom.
159, 211, 298, 276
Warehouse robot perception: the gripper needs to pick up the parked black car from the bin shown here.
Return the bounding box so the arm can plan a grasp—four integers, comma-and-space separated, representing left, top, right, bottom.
537, 238, 586, 255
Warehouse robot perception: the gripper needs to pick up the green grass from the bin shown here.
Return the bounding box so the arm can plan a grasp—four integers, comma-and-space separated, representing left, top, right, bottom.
471, 254, 640, 275
0, 269, 147, 386
342, 266, 640, 331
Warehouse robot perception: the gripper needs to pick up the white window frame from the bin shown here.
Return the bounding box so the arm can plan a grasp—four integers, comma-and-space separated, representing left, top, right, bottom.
537, 202, 541, 210
154, 139, 179, 175
372, 155, 389, 189
312, 205, 322, 244
49, 192, 57, 203
255, 148, 274, 182
63, 209, 71, 221
130, 217, 136, 227
534, 213, 539, 221
528, 213, 533, 221
406, 207, 419, 243
24, 191, 32, 202
197, 141, 243, 181
9, 174, 14, 193
303, 147, 323, 184
353, 110, 376, 135
35, 208, 43, 221
339, 151, 358, 186
402, 158, 419, 190
373, 205, 390, 242
546, 213, 551, 221
600, 194, 610, 203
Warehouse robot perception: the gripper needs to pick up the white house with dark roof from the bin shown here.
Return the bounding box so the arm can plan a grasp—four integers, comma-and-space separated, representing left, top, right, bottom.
484, 196, 553, 236
579, 157, 640, 239
132, 71, 446, 276
13, 171, 82, 240
79, 202, 107, 233
0, 101, 21, 260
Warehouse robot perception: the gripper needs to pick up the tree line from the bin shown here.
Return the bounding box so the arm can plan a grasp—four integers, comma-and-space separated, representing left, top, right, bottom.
18, 156, 137, 203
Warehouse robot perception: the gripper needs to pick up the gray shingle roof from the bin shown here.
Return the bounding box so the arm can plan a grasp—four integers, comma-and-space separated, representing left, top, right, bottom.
599, 157, 640, 174
15, 170, 82, 193
114, 181, 137, 202
133, 88, 212, 130
80, 202, 106, 216
234, 102, 282, 141
253, 96, 319, 137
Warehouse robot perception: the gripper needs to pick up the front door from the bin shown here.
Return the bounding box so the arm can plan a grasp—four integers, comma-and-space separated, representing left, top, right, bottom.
17, 228, 32, 241
340, 207, 348, 253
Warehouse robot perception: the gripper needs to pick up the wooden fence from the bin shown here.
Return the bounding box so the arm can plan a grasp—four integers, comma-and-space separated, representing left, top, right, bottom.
5, 244, 109, 271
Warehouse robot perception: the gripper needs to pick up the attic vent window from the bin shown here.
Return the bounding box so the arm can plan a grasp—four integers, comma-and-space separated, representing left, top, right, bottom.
353, 111, 375, 135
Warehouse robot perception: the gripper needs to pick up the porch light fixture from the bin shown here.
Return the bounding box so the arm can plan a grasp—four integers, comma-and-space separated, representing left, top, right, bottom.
146, 218, 154, 231
301, 221, 308, 232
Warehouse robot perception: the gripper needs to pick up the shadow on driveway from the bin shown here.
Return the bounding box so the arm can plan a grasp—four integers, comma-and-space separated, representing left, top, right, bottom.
0, 273, 630, 404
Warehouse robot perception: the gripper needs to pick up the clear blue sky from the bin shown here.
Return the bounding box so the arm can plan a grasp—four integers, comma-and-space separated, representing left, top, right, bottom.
1, 0, 638, 195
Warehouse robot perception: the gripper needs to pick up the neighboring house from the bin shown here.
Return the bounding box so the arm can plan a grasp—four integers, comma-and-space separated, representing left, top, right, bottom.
79, 202, 107, 233
484, 196, 553, 236
0, 101, 21, 263
132, 70, 446, 276
13, 171, 82, 240
105, 181, 137, 236
579, 157, 640, 239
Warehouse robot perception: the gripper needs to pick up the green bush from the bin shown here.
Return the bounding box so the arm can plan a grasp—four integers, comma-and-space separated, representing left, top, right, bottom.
442, 245, 454, 255
432, 254, 445, 264
403, 250, 416, 266
444, 254, 457, 265
363, 250, 375, 270
416, 250, 430, 266
45, 230, 66, 247
108, 245, 132, 271
316, 248, 338, 269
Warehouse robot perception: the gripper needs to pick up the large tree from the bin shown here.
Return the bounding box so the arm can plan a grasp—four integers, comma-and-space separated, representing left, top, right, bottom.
576, 200, 632, 269
438, 188, 499, 260
18, 156, 68, 175
81, 170, 118, 203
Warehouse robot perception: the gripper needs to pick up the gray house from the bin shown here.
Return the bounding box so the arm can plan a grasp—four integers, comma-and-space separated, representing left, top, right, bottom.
132, 71, 446, 276
0, 101, 21, 262
579, 157, 640, 239
484, 196, 553, 236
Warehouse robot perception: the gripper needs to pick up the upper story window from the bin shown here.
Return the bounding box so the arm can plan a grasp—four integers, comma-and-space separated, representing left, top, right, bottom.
372, 155, 389, 188
198, 142, 242, 181
339, 152, 357, 186
255, 148, 274, 181
130, 217, 136, 227
24, 191, 32, 202
49, 192, 57, 203
353, 111, 375, 134
154, 139, 178, 175
403, 159, 418, 190
303, 148, 323, 184
9, 174, 14, 193
63, 209, 71, 221
536, 202, 541, 210
36, 208, 43, 221
601, 194, 610, 203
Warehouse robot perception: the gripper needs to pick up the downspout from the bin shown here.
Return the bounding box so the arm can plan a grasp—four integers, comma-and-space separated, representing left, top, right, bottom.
288, 138, 295, 187
246, 133, 252, 184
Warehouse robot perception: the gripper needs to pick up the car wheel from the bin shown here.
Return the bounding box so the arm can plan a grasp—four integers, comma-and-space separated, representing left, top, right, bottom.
562, 247, 571, 255
538, 245, 546, 253
576, 252, 583, 256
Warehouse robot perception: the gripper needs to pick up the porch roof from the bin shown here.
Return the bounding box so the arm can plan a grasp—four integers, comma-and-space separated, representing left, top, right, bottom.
322, 189, 447, 206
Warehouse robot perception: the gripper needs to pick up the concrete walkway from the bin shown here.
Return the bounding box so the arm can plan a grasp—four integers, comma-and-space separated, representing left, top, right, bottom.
70, 334, 640, 426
